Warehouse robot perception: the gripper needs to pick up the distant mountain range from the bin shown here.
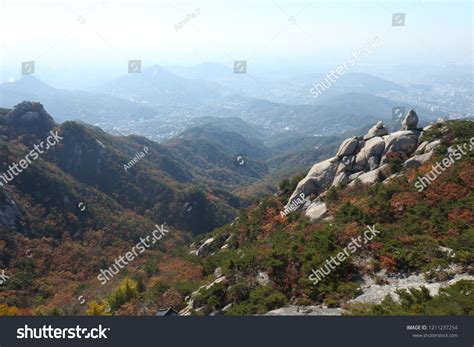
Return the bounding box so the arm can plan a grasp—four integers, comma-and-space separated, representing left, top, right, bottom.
95, 65, 228, 107
0, 66, 439, 147
196, 92, 437, 137
0, 75, 159, 124
168, 63, 407, 105
0, 69, 440, 201
0, 65, 441, 201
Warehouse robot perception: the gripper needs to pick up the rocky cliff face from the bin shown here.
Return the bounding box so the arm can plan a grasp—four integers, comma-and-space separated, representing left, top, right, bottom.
287, 110, 438, 221
0, 102, 243, 239
5, 101, 56, 139
0, 190, 22, 230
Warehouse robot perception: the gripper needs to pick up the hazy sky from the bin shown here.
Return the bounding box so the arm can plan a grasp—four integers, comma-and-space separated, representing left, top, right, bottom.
0, 0, 472, 87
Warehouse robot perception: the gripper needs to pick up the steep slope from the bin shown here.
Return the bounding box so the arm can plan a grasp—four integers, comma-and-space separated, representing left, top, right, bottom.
0, 102, 244, 314
0, 102, 241, 236
175, 126, 271, 161
181, 116, 473, 316
165, 127, 269, 189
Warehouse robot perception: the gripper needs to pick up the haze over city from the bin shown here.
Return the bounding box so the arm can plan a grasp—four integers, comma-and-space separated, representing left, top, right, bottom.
0, 0, 472, 88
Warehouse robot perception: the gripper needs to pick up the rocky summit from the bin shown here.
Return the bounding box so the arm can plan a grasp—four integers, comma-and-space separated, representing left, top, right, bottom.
287, 110, 434, 220
5, 101, 56, 138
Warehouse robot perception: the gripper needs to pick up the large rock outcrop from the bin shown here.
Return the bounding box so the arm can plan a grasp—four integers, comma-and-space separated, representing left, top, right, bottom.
0, 190, 22, 230
355, 136, 386, 171
363, 121, 388, 140
5, 101, 55, 138
335, 137, 359, 157
287, 157, 339, 204
402, 109, 419, 131
305, 199, 328, 221
381, 130, 420, 164
286, 110, 431, 216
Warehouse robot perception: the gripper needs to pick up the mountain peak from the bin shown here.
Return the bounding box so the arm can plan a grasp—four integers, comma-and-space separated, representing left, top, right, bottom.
5, 101, 56, 137
3, 75, 55, 92
286, 111, 426, 212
